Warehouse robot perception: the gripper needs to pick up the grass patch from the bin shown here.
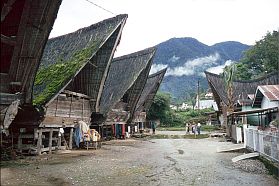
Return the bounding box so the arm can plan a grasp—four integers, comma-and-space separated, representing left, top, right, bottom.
258, 156, 279, 180
158, 125, 220, 132
0, 160, 30, 168
157, 127, 185, 131
201, 125, 220, 132
148, 134, 209, 139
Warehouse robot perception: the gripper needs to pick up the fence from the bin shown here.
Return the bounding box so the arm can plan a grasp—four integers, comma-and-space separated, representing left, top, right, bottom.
244, 128, 279, 162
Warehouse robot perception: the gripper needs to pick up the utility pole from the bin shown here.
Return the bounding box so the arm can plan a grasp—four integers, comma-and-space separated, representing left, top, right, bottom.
197, 80, 200, 110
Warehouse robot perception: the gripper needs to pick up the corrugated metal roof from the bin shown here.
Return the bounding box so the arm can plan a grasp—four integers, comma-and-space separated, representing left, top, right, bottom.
258, 85, 279, 101
247, 94, 255, 100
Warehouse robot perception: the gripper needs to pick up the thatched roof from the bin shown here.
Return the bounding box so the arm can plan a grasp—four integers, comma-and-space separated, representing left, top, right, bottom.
1, 0, 62, 104
33, 14, 128, 108
100, 47, 156, 115
135, 68, 167, 112
205, 71, 279, 110
124, 52, 156, 122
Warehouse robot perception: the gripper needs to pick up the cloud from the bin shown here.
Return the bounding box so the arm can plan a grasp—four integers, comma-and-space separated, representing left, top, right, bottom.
150, 64, 168, 74
150, 53, 224, 76
169, 55, 180, 63
206, 60, 234, 74
166, 53, 220, 76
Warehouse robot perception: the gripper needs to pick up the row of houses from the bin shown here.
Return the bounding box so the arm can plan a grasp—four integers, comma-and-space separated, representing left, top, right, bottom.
1, 1, 166, 154
205, 71, 279, 161
205, 71, 278, 131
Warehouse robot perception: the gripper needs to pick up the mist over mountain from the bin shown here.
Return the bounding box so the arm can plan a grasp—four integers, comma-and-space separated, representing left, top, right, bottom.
151, 37, 250, 102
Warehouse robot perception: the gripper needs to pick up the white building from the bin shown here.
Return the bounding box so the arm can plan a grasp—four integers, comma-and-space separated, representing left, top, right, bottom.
194, 99, 218, 110
178, 102, 192, 110
253, 85, 279, 109
170, 104, 178, 110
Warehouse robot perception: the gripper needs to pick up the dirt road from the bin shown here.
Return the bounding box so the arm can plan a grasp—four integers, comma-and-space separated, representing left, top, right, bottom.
1, 137, 278, 186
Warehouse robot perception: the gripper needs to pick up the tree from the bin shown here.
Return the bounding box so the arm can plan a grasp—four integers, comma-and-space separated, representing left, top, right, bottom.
235, 30, 279, 80
147, 92, 171, 125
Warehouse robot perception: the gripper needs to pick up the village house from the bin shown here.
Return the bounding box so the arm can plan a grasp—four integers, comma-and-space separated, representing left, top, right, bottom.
96, 47, 156, 139
1, 0, 62, 134
133, 68, 167, 131
5, 14, 128, 154
205, 71, 279, 161
205, 71, 279, 132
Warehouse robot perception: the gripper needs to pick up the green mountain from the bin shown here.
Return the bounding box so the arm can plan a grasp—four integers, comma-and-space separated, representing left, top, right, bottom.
151, 37, 250, 102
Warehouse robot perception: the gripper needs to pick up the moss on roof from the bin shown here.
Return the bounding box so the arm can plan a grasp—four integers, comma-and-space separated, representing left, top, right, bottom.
33, 43, 100, 105
32, 14, 128, 106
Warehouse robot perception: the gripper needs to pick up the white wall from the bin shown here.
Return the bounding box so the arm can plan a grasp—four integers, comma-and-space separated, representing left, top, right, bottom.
261, 97, 279, 109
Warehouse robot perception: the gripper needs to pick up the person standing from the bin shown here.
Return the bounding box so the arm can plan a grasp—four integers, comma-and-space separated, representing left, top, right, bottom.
151, 121, 156, 134
191, 123, 195, 134
185, 123, 189, 134
197, 122, 201, 135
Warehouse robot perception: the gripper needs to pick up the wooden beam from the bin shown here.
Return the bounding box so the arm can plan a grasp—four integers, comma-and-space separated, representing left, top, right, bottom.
217, 144, 245, 153
232, 152, 260, 162
63, 90, 91, 99
9, 0, 32, 81
69, 128, 73, 150
37, 128, 42, 155
17, 134, 22, 153
48, 128, 53, 154
1, 0, 17, 22
95, 22, 127, 112
1, 34, 16, 46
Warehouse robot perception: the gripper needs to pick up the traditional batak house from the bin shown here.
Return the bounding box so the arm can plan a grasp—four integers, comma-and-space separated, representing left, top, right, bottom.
1, 0, 62, 133
205, 71, 279, 140
133, 68, 167, 132
8, 14, 128, 154
96, 47, 156, 139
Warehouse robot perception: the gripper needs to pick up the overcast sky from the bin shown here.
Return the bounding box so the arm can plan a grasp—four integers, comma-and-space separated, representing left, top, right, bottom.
49, 0, 279, 57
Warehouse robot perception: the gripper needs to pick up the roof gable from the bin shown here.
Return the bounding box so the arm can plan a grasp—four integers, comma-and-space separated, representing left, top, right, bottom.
253, 84, 279, 107
136, 68, 167, 112
32, 14, 128, 106
100, 47, 156, 115
1, 0, 62, 103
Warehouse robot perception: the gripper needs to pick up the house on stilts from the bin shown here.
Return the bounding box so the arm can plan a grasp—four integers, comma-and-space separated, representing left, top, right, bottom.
6, 14, 128, 154
205, 71, 279, 142
1, 0, 62, 133
133, 68, 167, 132
96, 47, 156, 139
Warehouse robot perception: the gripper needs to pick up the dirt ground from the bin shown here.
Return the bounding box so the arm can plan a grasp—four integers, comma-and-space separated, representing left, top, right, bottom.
1, 137, 278, 186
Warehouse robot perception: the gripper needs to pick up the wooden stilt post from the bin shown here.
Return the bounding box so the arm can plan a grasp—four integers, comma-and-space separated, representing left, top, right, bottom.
69, 128, 73, 150
48, 128, 53, 154
17, 134, 22, 153
58, 132, 61, 149
37, 128, 42, 155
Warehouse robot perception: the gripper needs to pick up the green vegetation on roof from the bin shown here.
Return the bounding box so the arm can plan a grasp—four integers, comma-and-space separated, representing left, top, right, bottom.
33, 42, 101, 105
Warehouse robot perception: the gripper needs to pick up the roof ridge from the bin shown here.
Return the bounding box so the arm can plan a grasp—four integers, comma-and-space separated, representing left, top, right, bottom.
149, 67, 167, 78
204, 70, 278, 83
112, 47, 156, 62
49, 14, 128, 41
